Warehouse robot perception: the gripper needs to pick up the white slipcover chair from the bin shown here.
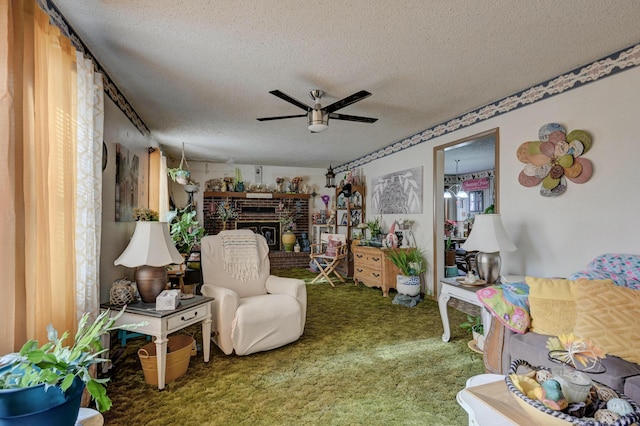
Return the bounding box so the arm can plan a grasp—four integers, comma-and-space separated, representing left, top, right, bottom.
200, 230, 307, 355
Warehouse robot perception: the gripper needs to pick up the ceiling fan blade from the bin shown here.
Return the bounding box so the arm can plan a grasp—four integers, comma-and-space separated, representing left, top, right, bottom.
329, 113, 378, 123
323, 90, 372, 114
257, 114, 308, 121
269, 90, 312, 111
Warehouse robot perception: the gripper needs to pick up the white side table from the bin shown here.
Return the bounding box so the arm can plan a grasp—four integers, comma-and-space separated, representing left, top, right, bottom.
457, 374, 511, 426
101, 295, 213, 390
438, 278, 492, 343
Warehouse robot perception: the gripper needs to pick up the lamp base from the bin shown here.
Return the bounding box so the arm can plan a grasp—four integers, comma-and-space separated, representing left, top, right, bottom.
135, 265, 168, 303
475, 252, 501, 284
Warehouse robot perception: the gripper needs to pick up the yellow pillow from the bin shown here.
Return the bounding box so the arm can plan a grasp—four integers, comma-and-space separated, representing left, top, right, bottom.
526, 277, 578, 335
573, 280, 640, 365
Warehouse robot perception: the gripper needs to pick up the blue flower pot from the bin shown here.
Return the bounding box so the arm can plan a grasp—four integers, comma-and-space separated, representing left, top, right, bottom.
0, 375, 84, 426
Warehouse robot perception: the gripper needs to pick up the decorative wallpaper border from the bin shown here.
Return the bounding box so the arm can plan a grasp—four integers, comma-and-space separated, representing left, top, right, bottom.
41, 0, 150, 136
337, 43, 640, 173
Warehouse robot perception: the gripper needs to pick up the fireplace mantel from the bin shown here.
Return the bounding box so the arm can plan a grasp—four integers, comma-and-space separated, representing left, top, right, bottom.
203, 191, 310, 199
202, 193, 310, 250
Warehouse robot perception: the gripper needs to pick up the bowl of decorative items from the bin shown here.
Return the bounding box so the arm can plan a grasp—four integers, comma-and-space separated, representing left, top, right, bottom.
506, 334, 640, 426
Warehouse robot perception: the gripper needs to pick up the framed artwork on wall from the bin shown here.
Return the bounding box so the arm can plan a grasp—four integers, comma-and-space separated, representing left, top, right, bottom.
115, 144, 139, 222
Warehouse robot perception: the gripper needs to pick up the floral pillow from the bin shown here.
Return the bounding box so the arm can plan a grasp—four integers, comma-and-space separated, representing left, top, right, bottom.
476, 281, 531, 334
325, 238, 342, 257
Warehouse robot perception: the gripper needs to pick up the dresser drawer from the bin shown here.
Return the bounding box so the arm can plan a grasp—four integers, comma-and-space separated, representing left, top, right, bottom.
354, 265, 383, 287
167, 305, 208, 332
353, 250, 383, 269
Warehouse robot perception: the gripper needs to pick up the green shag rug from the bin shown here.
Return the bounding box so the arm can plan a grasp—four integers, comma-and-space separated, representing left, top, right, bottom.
101, 269, 483, 425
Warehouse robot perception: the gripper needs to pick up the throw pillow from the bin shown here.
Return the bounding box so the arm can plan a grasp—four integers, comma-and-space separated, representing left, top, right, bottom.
527, 277, 614, 336
573, 280, 640, 365
325, 238, 342, 257
527, 277, 579, 336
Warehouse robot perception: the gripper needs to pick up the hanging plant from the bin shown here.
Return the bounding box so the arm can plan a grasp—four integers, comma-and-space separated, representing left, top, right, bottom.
167, 142, 191, 185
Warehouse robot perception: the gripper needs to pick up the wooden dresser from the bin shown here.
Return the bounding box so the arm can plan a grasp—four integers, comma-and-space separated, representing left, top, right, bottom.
352, 244, 404, 297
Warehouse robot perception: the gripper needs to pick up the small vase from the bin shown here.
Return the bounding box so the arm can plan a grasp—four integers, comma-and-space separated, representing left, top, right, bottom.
236, 182, 245, 192
281, 231, 296, 252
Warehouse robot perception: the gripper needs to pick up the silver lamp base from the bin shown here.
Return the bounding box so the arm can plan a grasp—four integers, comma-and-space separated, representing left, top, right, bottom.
475, 251, 501, 284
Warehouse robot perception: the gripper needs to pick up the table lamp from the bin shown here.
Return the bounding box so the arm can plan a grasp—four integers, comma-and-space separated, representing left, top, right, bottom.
461, 214, 516, 284
114, 221, 184, 303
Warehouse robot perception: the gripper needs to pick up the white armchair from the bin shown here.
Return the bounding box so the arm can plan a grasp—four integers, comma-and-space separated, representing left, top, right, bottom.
200, 230, 307, 355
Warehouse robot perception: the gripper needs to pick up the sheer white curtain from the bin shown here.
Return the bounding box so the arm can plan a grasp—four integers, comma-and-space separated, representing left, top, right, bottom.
75, 52, 104, 320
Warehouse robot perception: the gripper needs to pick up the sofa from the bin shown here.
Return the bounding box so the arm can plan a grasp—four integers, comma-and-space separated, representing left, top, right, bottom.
480, 253, 640, 403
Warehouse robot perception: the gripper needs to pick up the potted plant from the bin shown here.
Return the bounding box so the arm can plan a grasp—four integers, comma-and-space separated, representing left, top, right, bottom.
460, 314, 484, 351
386, 248, 427, 296
0, 309, 141, 423
366, 217, 382, 244
167, 167, 190, 185
233, 167, 244, 192
169, 207, 206, 254
445, 236, 456, 266
277, 201, 299, 252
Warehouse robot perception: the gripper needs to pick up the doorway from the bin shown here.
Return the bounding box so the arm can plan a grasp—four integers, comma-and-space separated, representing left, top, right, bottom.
432, 128, 499, 298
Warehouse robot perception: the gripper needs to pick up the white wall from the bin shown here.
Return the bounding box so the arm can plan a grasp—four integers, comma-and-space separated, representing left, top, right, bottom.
356, 66, 640, 296
100, 98, 155, 303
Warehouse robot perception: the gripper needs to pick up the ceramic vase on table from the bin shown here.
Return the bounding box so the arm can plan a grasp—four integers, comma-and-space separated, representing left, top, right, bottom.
281, 231, 296, 252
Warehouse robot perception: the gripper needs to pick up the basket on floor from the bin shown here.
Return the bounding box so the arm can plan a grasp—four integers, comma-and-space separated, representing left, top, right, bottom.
137, 335, 194, 386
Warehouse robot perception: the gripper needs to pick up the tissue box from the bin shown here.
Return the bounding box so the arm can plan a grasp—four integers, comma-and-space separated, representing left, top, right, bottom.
156, 289, 180, 311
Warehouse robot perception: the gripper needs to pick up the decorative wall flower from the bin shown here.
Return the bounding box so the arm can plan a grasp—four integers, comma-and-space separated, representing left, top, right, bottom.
517, 123, 593, 197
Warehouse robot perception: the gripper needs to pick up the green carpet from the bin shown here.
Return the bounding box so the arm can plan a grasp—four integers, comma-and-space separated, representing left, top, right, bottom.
101, 269, 483, 425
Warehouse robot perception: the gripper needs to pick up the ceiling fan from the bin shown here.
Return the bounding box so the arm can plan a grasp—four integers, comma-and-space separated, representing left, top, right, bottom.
257, 89, 378, 133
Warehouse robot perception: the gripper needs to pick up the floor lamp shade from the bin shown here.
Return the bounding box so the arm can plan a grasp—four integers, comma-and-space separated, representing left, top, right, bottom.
461, 214, 516, 284
114, 221, 184, 303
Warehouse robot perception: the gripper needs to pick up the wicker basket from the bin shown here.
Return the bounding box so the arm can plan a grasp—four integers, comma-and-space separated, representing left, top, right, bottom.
506, 359, 640, 426
138, 335, 194, 386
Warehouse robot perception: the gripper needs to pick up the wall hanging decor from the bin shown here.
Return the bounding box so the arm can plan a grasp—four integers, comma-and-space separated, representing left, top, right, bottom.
371, 166, 423, 214
115, 143, 140, 221
516, 123, 593, 197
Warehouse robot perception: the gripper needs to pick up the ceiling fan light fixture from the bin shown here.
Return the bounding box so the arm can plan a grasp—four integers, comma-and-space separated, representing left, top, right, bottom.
308, 109, 329, 132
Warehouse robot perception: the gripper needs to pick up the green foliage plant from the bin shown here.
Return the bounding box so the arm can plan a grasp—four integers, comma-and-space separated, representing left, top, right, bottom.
366, 216, 382, 236
445, 236, 454, 251
170, 207, 205, 254
386, 248, 427, 276
0, 309, 145, 413
167, 167, 190, 183
460, 314, 483, 335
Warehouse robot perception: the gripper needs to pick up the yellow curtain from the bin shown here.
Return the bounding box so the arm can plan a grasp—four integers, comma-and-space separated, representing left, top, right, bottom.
1, 0, 79, 353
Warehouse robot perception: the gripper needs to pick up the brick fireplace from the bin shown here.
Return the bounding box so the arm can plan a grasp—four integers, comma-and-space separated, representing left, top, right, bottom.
202, 192, 312, 268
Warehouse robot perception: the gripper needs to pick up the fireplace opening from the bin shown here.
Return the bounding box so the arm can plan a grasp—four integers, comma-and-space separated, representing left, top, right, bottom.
236, 221, 281, 251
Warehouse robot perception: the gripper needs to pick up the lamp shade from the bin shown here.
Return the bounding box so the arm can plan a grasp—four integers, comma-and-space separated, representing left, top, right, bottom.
114, 221, 184, 267
461, 214, 516, 253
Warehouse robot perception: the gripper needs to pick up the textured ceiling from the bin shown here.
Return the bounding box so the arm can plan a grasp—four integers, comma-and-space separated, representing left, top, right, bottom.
52, 0, 640, 169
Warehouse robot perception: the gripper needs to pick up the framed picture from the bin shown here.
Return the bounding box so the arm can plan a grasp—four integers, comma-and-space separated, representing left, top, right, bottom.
340, 213, 348, 226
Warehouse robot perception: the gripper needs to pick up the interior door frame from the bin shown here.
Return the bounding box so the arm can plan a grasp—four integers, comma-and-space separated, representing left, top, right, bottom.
431, 128, 500, 300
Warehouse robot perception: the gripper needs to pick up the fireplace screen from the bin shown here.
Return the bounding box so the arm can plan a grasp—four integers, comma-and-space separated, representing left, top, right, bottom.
236, 221, 281, 251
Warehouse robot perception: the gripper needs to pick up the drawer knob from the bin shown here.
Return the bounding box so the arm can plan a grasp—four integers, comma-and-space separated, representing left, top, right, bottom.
372, 257, 380, 261
181, 311, 198, 322
372, 273, 380, 277
356, 254, 363, 258
356, 268, 363, 272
